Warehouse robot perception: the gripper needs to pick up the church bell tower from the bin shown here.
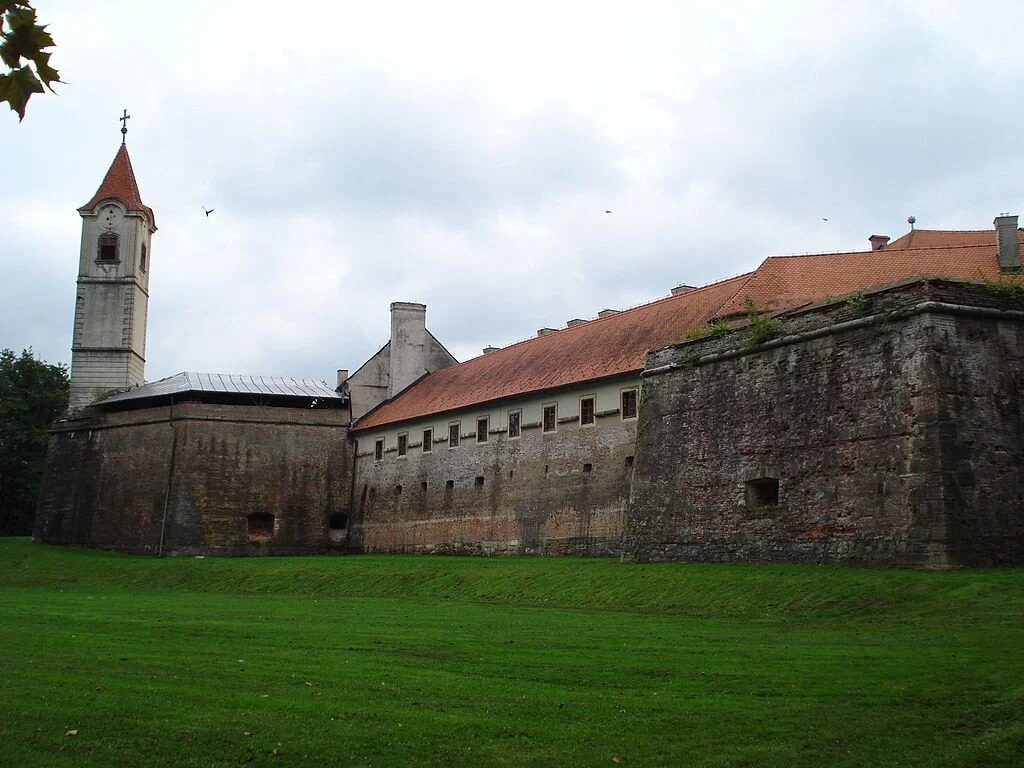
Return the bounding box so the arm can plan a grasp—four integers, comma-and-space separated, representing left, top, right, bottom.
68, 113, 157, 411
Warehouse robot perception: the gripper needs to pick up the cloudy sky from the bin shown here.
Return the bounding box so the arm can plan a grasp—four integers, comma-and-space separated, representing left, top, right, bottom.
4, 0, 1024, 382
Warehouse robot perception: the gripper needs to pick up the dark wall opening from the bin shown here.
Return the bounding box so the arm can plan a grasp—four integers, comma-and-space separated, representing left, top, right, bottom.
247, 512, 275, 541
745, 477, 780, 509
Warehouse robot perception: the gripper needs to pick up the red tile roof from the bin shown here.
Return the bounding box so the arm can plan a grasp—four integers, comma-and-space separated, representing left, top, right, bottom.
715, 244, 1002, 316
355, 228, 1010, 431
355, 273, 752, 430
79, 143, 156, 228
883, 228, 1024, 250
886, 229, 1000, 249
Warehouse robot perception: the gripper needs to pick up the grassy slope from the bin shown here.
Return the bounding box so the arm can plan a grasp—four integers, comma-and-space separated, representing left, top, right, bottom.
1, 539, 1022, 767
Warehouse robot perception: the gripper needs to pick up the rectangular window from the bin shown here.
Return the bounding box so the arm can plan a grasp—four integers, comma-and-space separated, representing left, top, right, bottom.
422, 428, 433, 453
580, 396, 595, 426
477, 416, 489, 443
542, 404, 557, 433
448, 422, 460, 448
374, 438, 384, 461
397, 432, 408, 457
508, 410, 521, 439
97, 232, 118, 262
621, 388, 638, 420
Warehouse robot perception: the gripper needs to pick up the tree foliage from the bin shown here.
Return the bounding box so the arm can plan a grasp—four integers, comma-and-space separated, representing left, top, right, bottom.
0, 348, 68, 535
1, 1, 61, 121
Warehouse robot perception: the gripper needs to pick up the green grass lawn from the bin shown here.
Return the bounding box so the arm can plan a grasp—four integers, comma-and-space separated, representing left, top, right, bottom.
1, 539, 1021, 767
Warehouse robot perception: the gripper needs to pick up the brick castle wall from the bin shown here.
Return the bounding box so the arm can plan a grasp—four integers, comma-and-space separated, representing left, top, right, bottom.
34, 402, 351, 555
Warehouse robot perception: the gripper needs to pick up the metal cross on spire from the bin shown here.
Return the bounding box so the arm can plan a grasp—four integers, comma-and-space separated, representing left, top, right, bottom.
119, 108, 130, 143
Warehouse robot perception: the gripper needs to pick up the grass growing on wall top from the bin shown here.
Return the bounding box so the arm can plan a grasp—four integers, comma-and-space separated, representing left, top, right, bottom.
1, 539, 1023, 767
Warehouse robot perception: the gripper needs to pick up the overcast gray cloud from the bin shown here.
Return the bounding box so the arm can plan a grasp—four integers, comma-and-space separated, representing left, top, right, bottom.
4, 0, 1024, 382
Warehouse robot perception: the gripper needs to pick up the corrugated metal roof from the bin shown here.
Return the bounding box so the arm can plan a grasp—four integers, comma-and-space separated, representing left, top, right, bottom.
101, 372, 344, 404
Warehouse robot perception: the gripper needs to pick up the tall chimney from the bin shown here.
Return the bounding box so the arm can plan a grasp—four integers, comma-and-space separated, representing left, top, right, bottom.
336, 369, 349, 387
869, 235, 890, 251
995, 214, 1020, 270
389, 302, 427, 397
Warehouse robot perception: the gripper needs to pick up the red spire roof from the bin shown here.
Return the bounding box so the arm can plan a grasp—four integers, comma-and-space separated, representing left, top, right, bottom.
79, 143, 156, 229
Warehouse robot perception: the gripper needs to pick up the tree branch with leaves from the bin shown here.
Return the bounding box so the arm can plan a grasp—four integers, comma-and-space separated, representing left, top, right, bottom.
1, 1, 61, 121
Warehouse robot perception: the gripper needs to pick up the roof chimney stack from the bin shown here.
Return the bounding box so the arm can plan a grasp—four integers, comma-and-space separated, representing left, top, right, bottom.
566, 318, 588, 328
869, 235, 890, 251
670, 284, 696, 296
597, 309, 620, 318
995, 214, 1020, 270
537, 328, 557, 337
482, 346, 499, 355
389, 302, 428, 397
336, 369, 348, 387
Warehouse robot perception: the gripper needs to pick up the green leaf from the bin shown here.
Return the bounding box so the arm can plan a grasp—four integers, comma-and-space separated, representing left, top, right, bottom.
5, 4, 35, 29
0, 72, 21, 118
1, 2, 58, 120
1, 6, 40, 64
4, 63, 42, 120
31, 48, 59, 88
28, 19, 53, 50
0, 37, 20, 70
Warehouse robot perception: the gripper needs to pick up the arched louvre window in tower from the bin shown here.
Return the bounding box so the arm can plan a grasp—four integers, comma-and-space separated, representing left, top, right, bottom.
97, 232, 118, 262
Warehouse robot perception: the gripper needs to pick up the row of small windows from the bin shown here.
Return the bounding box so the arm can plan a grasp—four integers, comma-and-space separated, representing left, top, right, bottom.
366, 457, 635, 498
365, 470, 772, 512
96, 234, 147, 271
373, 388, 639, 461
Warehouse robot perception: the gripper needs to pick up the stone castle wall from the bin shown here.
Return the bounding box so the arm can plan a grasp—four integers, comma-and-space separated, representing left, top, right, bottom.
34, 402, 351, 555
36, 279, 1024, 565
349, 382, 637, 555
623, 280, 1024, 567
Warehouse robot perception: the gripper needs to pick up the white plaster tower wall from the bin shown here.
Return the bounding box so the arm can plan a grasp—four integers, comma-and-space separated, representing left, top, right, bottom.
68, 142, 156, 411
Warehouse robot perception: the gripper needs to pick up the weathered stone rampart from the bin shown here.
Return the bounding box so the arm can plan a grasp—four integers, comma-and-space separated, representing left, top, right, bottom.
624, 279, 1024, 566
34, 402, 351, 555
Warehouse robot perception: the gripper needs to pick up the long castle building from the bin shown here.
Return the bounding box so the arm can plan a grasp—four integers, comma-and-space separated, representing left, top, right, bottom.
34, 138, 1024, 566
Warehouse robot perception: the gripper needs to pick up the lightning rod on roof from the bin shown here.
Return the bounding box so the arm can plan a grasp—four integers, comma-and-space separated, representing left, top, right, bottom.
907, 215, 916, 229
